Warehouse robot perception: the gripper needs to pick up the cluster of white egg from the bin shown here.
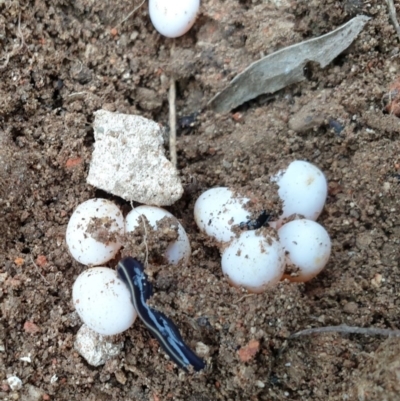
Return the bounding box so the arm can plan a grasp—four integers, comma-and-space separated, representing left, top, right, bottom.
194, 160, 331, 293
67, 160, 331, 334
67, 200, 191, 335
66, 200, 190, 267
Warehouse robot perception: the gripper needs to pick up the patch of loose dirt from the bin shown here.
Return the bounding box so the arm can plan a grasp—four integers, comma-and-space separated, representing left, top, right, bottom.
1, 0, 400, 400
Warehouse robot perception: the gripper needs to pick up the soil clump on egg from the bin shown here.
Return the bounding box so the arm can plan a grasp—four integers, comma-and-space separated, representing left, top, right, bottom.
1, 1, 399, 400
123, 215, 180, 265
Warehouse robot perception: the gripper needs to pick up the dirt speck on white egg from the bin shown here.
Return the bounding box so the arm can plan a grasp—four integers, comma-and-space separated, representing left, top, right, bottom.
66, 198, 125, 266
278, 219, 331, 282
221, 230, 285, 293
273, 160, 327, 221
149, 0, 200, 38
194, 187, 250, 243
72, 267, 137, 336
125, 205, 191, 266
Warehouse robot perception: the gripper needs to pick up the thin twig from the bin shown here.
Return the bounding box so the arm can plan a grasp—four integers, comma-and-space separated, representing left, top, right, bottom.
128, 201, 150, 268
0, 13, 26, 70
66, 92, 88, 103
387, 0, 400, 42
139, 215, 149, 268
290, 324, 400, 339
169, 77, 177, 167
233, 294, 255, 304
0, 54, 10, 70
17, 12, 29, 53
30, 255, 49, 284
114, 0, 146, 29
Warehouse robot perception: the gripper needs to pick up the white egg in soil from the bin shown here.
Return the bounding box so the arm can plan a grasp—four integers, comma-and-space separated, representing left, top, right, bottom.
66, 198, 125, 266
125, 206, 191, 266
194, 187, 251, 243
149, 0, 200, 38
272, 160, 327, 222
278, 219, 331, 282
221, 230, 285, 293
72, 267, 137, 336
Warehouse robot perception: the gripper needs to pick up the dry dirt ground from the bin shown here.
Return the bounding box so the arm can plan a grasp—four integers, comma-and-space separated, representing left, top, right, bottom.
1, 0, 400, 400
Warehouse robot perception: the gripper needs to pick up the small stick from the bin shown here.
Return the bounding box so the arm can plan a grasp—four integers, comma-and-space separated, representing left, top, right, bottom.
290, 324, 400, 339
139, 215, 149, 268
169, 77, 177, 167
233, 294, 255, 304
0, 54, 10, 70
114, 0, 146, 29
30, 255, 49, 284
0, 13, 26, 70
128, 200, 150, 268
17, 12, 28, 53
387, 0, 400, 42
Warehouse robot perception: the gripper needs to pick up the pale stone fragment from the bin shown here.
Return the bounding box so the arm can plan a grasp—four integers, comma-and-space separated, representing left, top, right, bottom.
87, 110, 183, 206
7, 376, 22, 391
74, 324, 124, 367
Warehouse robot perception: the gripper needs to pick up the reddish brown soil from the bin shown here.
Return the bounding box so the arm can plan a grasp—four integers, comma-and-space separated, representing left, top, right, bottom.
1, 0, 400, 400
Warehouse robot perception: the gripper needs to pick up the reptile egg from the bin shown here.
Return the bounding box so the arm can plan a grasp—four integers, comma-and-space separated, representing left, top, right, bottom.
72, 267, 137, 336
194, 187, 250, 243
278, 219, 331, 282
221, 230, 285, 293
149, 0, 200, 38
125, 206, 191, 265
272, 160, 327, 221
66, 199, 125, 266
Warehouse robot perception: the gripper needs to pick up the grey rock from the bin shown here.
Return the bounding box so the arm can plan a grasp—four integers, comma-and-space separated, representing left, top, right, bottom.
87, 110, 183, 206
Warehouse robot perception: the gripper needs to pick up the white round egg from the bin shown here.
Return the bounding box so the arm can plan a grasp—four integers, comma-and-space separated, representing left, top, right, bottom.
194, 187, 250, 243
125, 206, 191, 265
66, 198, 125, 266
221, 230, 285, 293
273, 160, 327, 221
72, 267, 137, 336
149, 0, 200, 38
278, 219, 331, 282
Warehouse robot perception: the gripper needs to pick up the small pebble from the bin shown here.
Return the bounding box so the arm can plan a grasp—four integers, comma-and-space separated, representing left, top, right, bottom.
114, 371, 127, 385
238, 339, 260, 362
74, 324, 124, 366
7, 376, 22, 391
343, 302, 358, 314
23, 384, 44, 401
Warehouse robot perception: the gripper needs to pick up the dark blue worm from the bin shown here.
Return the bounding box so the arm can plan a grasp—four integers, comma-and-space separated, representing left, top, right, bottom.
117, 256, 206, 372
239, 210, 272, 230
